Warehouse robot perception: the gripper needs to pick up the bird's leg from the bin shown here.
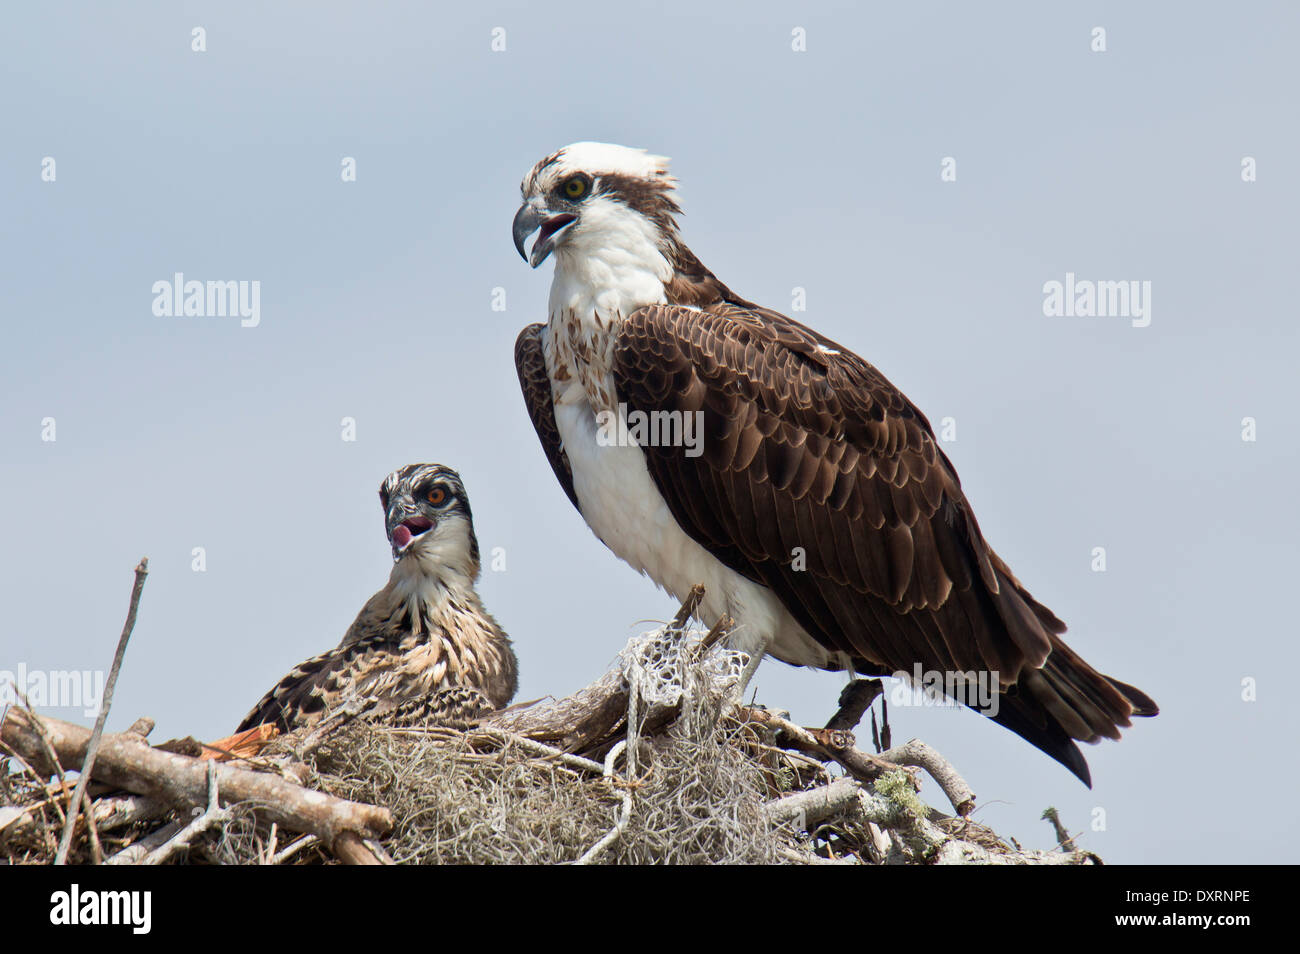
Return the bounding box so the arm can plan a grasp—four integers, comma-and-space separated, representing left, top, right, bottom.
733, 650, 765, 702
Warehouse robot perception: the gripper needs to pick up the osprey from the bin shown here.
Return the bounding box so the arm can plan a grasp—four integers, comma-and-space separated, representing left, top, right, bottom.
511, 142, 1156, 785
238, 464, 518, 733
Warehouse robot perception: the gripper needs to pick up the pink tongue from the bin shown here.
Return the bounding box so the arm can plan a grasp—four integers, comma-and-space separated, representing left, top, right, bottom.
391, 525, 412, 549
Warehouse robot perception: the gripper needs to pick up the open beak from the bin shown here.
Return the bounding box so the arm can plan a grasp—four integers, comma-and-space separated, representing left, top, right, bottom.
513, 203, 577, 268
387, 514, 434, 560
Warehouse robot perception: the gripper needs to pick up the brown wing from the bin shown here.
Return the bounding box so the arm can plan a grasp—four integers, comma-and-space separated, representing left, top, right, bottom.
237, 644, 350, 733
385, 686, 494, 727
613, 302, 1156, 785
236, 628, 444, 733
514, 322, 579, 511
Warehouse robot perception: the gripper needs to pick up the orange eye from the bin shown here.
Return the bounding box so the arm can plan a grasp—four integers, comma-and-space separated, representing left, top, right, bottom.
426, 486, 447, 506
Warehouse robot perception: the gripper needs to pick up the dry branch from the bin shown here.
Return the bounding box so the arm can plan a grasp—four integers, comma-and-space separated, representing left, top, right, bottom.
91, 794, 166, 832
331, 830, 385, 865
737, 707, 904, 781
140, 763, 230, 865
1041, 806, 1079, 852
55, 557, 148, 865
105, 820, 184, 865
737, 705, 976, 817
1, 708, 391, 859
477, 667, 630, 754
767, 777, 1093, 865
877, 739, 975, 816
1, 577, 1095, 866
270, 833, 319, 865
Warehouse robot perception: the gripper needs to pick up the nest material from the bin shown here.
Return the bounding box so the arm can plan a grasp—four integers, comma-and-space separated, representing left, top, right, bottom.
1, 592, 1100, 866
301, 716, 780, 865
200, 636, 791, 865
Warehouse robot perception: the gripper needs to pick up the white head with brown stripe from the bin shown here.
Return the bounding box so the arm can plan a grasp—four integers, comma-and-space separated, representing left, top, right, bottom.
514, 143, 701, 323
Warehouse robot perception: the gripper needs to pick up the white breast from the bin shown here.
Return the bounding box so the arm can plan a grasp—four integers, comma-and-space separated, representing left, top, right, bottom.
537, 202, 844, 673
544, 320, 843, 672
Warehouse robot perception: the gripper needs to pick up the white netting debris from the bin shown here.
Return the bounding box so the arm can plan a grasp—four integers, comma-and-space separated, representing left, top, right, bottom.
619, 623, 749, 709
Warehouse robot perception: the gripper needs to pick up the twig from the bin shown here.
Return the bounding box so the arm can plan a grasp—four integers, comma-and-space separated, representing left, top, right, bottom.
766, 775, 1075, 865
0, 805, 34, 841
263, 823, 278, 865
741, 739, 833, 776
1041, 806, 1078, 852
271, 833, 319, 865
2, 708, 393, 854
141, 762, 229, 865
83, 798, 104, 864
55, 557, 148, 865
294, 699, 370, 759
467, 728, 606, 775
876, 739, 975, 817
10, 708, 70, 827
333, 829, 384, 865
737, 706, 976, 817
363, 837, 396, 865
737, 705, 903, 783
777, 845, 858, 865
668, 585, 705, 632
692, 613, 733, 660
0, 741, 59, 855
15, 699, 104, 861
105, 820, 184, 865
767, 778, 884, 828
92, 794, 166, 832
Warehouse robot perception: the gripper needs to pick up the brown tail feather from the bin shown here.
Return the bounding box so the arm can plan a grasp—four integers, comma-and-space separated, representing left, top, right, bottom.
1106, 675, 1159, 717
981, 559, 1157, 783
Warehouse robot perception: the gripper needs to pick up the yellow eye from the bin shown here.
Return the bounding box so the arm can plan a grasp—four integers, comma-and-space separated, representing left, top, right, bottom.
426, 486, 447, 506
563, 176, 587, 199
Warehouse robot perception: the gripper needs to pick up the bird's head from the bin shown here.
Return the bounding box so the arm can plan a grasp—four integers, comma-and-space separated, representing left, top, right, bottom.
513, 142, 680, 269
379, 463, 480, 579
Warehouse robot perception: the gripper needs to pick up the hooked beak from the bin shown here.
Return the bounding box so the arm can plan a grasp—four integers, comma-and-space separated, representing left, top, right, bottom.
513, 203, 577, 268
387, 513, 434, 561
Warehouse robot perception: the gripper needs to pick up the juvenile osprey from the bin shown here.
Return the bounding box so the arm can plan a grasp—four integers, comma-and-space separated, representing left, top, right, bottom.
512, 142, 1156, 785
238, 464, 518, 733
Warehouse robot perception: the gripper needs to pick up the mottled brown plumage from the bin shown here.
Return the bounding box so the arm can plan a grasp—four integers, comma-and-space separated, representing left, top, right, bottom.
237, 464, 517, 734
512, 142, 1157, 785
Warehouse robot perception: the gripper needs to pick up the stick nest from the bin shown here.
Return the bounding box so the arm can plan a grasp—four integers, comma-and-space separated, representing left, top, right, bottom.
1, 589, 1100, 866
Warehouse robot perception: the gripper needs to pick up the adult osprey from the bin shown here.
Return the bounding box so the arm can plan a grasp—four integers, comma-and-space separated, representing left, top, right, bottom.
511, 142, 1156, 785
238, 464, 517, 733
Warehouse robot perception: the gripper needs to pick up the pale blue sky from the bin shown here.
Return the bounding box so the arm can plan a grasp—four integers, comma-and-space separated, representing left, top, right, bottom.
2, 1, 1297, 863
